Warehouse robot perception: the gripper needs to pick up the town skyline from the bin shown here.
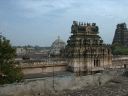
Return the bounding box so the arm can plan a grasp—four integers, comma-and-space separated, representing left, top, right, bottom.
0, 0, 128, 46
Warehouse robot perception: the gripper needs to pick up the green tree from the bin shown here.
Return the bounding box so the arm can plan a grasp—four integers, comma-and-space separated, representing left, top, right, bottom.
0, 35, 22, 84
111, 43, 128, 55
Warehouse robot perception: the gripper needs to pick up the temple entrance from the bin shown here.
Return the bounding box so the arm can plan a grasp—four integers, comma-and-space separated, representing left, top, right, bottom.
94, 59, 100, 67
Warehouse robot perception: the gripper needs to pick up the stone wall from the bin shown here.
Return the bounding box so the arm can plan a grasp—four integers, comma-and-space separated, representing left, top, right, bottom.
22, 65, 67, 75
19, 55, 128, 75
112, 55, 128, 68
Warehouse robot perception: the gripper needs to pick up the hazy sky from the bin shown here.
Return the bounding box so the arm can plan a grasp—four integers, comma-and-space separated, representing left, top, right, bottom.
0, 0, 128, 46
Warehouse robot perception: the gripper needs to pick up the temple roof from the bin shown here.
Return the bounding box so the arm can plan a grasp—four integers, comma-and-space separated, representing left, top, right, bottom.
50, 36, 66, 55
52, 36, 65, 47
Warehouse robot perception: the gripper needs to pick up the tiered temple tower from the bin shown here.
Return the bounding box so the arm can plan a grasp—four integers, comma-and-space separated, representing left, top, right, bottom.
112, 23, 128, 47
64, 21, 112, 74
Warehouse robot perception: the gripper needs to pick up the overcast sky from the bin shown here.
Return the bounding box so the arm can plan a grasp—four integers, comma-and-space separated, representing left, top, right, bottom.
0, 0, 128, 46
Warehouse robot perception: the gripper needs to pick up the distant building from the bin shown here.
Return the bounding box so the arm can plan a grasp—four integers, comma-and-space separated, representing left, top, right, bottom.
16, 47, 26, 55
50, 36, 66, 56
16, 47, 34, 55
112, 23, 128, 47
64, 21, 112, 74
15, 46, 50, 61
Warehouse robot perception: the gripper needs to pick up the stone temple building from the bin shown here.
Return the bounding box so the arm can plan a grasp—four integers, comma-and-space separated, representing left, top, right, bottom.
50, 36, 66, 57
112, 23, 128, 47
64, 21, 112, 74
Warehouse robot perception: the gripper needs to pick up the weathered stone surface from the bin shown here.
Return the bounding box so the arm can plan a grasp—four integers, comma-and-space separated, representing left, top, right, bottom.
0, 73, 112, 96
52, 76, 128, 96
1, 70, 128, 96
64, 21, 112, 73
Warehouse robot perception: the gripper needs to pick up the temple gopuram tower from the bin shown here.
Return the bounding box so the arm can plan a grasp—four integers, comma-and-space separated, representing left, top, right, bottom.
112, 23, 128, 47
64, 21, 112, 74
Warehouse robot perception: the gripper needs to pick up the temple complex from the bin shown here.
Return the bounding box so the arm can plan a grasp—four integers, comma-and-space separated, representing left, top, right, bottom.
64, 21, 112, 74
112, 23, 128, 47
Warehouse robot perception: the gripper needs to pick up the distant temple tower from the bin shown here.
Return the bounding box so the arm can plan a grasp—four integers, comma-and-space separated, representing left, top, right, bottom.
64, 21, 112, 74
50, 36, 66, 57
112, 23, 128, 47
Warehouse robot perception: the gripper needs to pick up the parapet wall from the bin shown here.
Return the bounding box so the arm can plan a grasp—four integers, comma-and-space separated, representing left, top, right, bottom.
18, 61, 67, 75
18, 55, 128, 75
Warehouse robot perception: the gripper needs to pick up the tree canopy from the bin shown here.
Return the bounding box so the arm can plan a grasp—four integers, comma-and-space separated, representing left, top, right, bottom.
0, 35, 22, 84
111, 43, 128, 55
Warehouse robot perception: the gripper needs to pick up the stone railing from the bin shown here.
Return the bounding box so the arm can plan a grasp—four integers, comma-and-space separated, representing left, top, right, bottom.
17, 60, 68, 68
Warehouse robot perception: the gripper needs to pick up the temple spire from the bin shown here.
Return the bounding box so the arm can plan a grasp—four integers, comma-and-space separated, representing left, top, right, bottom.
58, 36, 60, 40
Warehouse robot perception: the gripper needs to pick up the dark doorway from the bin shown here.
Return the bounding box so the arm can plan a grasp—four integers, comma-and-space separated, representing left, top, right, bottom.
94, 59, 100, 67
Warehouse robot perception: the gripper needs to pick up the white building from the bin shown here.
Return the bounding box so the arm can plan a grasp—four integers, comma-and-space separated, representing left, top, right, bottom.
50, 36, 66, 56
